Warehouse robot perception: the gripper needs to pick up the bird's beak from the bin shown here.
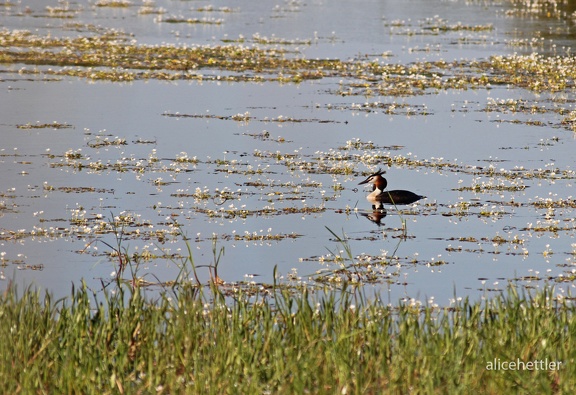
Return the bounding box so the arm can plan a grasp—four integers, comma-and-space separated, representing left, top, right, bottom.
358, 177, 370, 185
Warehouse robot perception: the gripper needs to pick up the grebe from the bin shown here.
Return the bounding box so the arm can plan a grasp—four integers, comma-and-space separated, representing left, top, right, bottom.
358, 169, 425, 205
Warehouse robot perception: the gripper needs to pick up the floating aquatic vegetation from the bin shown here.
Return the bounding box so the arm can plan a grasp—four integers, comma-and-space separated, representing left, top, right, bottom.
50, 186, 115, 194
445, 233, 527, 254
0, 31, 538, 89
222, 33, 311, 46
2, 24, 576, 129
137, 6, 165, 15
95, 0, 132, 7
420, 16, 494, 33
162, 111, 340, 124
87, 137, 128, 148
240, 130, 289, 143
229, 230, 302, 242
195, 5, 234, 13
16, 122, 73, 130
530, 197, 576, 209
489, 53, 576, 92
0, 198, 17, 213
160, 16, 224, 25
43, 6, 78, 19
560, 109, 576, 131
503, 0, 567, 19
452, 183, 527, 193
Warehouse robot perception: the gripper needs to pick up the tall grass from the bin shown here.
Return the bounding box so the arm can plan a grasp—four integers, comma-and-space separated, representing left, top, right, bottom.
2, 222, 574, 393
1, 280, 575, 393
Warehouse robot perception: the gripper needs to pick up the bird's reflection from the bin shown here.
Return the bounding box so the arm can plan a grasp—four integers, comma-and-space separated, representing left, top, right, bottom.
359, 202, 387, 226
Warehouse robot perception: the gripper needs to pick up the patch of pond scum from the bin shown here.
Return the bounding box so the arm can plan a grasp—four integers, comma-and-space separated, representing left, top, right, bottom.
1, 0, 576, 303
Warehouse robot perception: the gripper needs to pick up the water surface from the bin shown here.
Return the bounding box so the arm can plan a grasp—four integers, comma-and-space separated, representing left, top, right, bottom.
1, 0, 576, 304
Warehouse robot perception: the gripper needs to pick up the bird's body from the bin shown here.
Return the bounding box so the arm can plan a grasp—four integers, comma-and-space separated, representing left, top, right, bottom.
359, 169, 425, 205
367, 188, 424, 204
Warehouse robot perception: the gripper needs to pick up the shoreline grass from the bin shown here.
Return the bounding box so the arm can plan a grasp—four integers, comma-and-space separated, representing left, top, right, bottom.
1, 281, 574, 393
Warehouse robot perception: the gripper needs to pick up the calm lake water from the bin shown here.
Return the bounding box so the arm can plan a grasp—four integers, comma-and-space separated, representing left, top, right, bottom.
1, 0, 576, 304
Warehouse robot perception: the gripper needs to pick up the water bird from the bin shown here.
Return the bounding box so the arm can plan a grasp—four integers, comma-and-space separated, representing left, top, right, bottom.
358, 169, 425, 205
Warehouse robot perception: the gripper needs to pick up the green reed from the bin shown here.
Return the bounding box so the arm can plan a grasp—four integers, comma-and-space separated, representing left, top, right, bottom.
1, 279, 575, 394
